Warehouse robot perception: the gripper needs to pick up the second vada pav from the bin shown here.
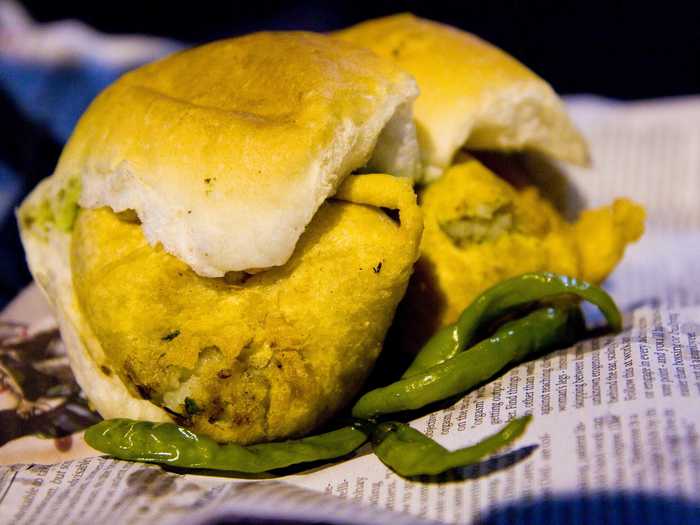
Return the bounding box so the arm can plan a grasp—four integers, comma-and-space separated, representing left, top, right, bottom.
336, 15, 645, 345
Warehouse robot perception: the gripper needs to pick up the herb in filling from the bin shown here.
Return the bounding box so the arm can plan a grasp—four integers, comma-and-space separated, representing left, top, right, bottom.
21, 177, 82, 233
184, 397, 201, 415
161, 330, 181, 342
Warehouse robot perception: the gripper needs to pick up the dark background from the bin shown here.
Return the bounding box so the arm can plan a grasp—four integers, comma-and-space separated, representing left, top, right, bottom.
20, 0, 700, 99
1, 0, 699, 306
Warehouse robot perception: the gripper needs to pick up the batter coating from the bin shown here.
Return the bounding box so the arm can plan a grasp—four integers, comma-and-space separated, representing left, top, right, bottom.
72, 175, 422, 444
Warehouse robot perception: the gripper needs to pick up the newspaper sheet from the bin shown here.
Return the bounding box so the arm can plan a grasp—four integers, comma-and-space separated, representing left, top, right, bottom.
1, 96, 699, 524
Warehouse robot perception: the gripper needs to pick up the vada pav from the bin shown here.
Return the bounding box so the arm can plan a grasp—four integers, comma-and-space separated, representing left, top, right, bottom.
18, 32, 424, 444
336, 15, 645, 342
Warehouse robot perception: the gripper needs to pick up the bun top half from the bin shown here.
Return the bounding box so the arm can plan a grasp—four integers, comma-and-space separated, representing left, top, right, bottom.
56, 31, 420, 276
336, 14, 589, 182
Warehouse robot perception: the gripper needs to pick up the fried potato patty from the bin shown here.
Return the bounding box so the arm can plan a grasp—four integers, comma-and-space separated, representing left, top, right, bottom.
71, 175, 422, 444
399, 159, 644, 347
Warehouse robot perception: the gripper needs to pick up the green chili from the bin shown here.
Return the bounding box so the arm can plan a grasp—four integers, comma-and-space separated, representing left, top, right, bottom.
402, 272, 621, 378
354, 306, 581, 419
372, 416, 532, 477
85, 419, 367, 473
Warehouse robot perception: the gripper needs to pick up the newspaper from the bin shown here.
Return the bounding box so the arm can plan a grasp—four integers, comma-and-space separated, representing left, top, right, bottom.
1, 96, 699, 524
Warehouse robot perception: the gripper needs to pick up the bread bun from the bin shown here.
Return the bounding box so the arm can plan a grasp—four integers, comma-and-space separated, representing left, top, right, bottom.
56, 31, 420, 276
335, 14, 589, 182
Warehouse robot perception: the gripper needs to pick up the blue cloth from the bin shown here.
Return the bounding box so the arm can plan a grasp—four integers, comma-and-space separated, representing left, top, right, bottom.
0, 58, 139, 306
0, 57, 124, 143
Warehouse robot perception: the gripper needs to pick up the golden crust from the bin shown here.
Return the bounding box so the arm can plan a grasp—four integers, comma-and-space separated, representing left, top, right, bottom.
57, 31, 419, 275
335, 14, 590, 181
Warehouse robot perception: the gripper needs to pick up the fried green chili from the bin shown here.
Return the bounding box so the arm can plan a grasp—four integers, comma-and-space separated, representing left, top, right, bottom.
372, 416, 532, 477
353, 306, 581, 419
85, 419, 368, 473
402, 272, 621, 378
